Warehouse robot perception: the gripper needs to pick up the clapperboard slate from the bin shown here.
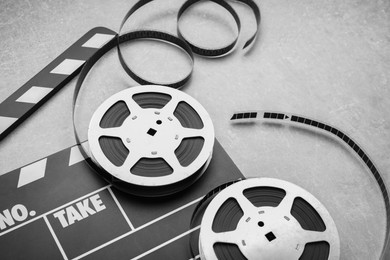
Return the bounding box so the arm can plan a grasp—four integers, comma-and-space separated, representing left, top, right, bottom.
0, 139, 242, 259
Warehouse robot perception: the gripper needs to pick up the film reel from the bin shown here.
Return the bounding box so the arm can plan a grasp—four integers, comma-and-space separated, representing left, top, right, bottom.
196, 178, 340, 260
230, 110, 390, 259
87, 86, 215, 197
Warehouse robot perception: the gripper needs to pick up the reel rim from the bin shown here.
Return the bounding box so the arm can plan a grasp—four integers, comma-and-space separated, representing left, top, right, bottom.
88, 85, 215, 188
199, 178, 340, 260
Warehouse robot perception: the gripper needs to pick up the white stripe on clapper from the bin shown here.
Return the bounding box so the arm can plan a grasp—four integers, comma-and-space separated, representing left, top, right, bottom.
17, 158, 47, 188
82, 33, 115, 49
72, 196, 203, 260
107, 186, 135, 230
44, 215, 68, 260
131, 226, 201, 260
68, 145, 87, 166
50, 59, 85, 75
0, 116, 18, 134
15, 86, 52, 104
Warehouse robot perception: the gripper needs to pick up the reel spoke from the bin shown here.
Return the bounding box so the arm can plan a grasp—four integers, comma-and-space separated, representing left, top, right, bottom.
277, 191, 297, 215
123, 152, 142, 171
97, 127, 122, 138
235, 192, 258, 216
212, 230, 240, 245
300, 229, 331, 244
161, 96, 181, 115
123, 95, 143, 115
181, 128, 206, 139
163, 151, 185, 174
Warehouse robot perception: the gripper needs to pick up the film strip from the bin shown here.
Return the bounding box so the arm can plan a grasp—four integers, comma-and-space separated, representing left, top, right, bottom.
177, 0, 261, 56
0, 0, 261, 141
117, 31, 194, 89
177, 0, 241, 57
116, 0, 261, 89
0, 27, 116, 142
117, 0, 196, 88
191, 178, 340, 260
119, 0, 260, 60
230, 110, 390, 259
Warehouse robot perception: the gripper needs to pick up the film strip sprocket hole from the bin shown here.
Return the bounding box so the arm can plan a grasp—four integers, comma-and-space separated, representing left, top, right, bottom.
230, 110, 390, 259
119, 0, 260, 58
177, 0, 242, 57
177, 0, 261, 56
195, 178, 340, 260
117, 30, 194, 89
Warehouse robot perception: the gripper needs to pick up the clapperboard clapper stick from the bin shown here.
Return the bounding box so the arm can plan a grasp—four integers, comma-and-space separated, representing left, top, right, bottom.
0, 27, 116, 142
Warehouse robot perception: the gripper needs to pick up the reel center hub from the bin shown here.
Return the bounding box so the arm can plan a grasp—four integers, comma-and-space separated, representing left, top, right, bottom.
236, 207, 304, 259
122, 109, 182, 157
198, 178, 340, 260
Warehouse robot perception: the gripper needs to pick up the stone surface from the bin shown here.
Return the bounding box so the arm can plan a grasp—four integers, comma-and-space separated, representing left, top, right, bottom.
0, 0, 389, 258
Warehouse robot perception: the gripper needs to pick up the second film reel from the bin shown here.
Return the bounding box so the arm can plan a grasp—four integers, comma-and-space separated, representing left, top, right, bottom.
191, 178, 340, 260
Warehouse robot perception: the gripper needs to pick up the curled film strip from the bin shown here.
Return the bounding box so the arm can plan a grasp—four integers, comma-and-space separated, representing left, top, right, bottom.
230, 110, 390, 259
177, 0, 261, 56
192, 178, 340, 260
117, 0, 261, 88
120, 0, 260, 56
177, 0, 242, 57
117, 30, 194, 89
0, 0, 261, 140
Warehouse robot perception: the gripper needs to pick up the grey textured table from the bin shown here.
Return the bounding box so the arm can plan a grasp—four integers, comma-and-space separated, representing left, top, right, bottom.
0, 0, 389, 259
